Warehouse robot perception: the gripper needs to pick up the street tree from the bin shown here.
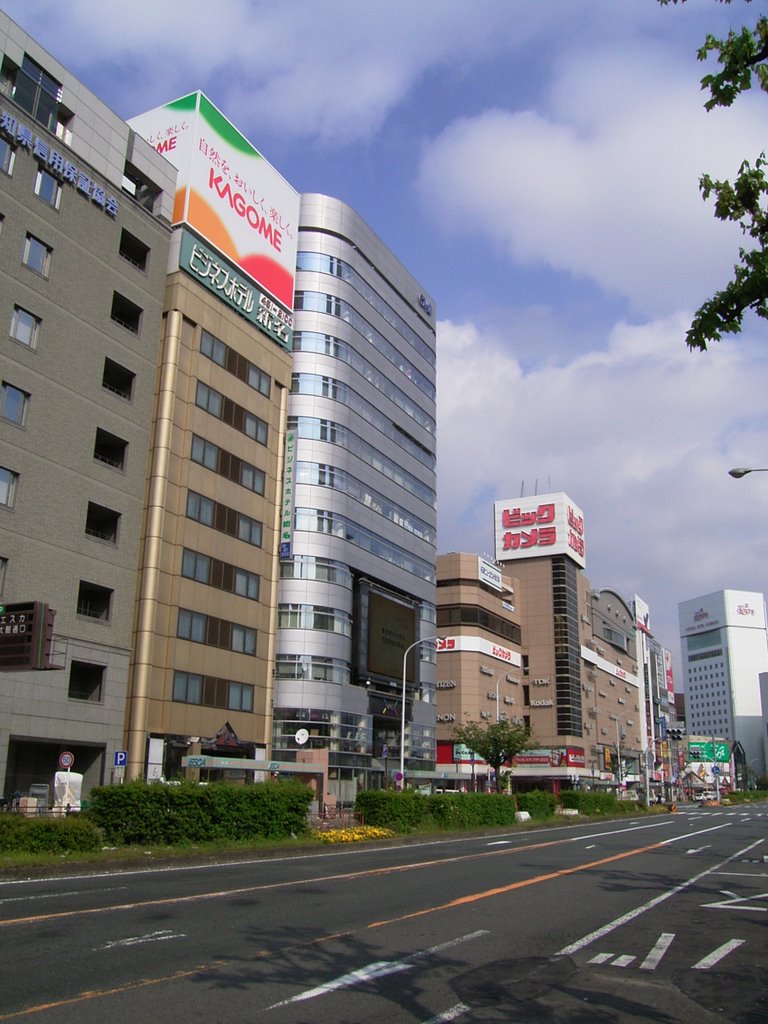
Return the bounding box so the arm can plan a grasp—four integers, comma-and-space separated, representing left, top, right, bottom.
661, 0, 768, 350
452, 719, 533, 793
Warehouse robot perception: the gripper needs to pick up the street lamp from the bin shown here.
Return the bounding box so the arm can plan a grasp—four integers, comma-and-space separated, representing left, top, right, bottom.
400, 636, 438, 786
729, 467, 768, 478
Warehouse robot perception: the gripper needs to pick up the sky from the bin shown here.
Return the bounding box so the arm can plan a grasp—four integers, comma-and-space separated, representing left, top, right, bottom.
5, 0, 768, 684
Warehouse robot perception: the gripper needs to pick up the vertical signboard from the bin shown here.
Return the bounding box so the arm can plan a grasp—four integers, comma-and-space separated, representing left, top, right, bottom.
0, 602, 55, 670
129, 92, 299, 314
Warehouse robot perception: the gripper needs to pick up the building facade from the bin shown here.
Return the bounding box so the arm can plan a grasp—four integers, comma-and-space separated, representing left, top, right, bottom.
679, 589, 768, 774
272, 195, 438, 805
0, 13, 175, 798
123, 93, 299, 783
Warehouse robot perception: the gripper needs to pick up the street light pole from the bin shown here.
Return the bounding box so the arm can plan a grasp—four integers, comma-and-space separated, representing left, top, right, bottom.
729, 467, 768, 478
400, 636, 437, 786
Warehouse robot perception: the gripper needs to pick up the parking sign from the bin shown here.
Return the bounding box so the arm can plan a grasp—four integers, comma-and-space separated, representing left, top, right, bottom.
114, 750, 128, 768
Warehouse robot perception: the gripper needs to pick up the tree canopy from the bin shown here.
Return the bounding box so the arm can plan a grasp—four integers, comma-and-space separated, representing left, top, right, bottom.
452, 719, 533, 792
661, 0, 768, 350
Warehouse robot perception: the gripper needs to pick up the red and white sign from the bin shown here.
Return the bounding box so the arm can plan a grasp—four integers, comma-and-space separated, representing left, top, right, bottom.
437, 635, 521, 667
493, 492, 586, 568
58, 751, 75, 769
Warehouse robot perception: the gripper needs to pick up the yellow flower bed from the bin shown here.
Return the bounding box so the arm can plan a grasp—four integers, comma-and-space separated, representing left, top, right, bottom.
314, 825, 396, 844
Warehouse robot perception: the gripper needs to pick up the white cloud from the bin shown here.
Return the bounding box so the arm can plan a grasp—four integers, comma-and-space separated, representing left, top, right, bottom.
436, 313, 768, 658
418, 44, 763, 318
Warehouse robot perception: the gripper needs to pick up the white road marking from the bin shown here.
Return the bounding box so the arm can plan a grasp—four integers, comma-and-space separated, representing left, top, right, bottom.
611, 955, 635, 967
686, 846, 711, 855
420, 1003, 472, 1023
588, 953, 614, 964
97, 929, 186, 950
639, 932, 675, 970
266, 931, 488, 1009
557, 837, 763, 956
703, 892, 768, 912
692, 939, 745, 970
487, 841, 511, 846
0, 887, 126, 906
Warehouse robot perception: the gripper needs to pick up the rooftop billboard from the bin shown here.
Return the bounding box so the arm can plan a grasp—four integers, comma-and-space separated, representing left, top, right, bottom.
493, 492, 586, 568
129, 92, 299, 311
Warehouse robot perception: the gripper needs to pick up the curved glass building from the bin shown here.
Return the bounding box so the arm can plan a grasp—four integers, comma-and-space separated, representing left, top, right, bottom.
273, 195, 437, 804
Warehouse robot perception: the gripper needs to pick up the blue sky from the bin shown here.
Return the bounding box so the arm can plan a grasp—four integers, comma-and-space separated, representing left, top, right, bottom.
6, 0, 768, 681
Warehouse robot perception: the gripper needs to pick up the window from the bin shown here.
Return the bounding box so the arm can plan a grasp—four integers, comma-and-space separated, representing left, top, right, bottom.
181, 549, 211, 583
93, 428, 128, 470
234, 568, 260, 600
1, 382, 30, 426
231, 624, 257, 655
85, 502, 120, 544
0, 467, 18, 508
0, 556, 7, 593
186, 490, 214, 527
173, 671, 203, 705
248, 363, 271, 397
34, 168, 61, 209
0, 137, 14, 175
237, 513, 262, 547
177, 609, 207, 643
110, 292, 142, 334
240, 462, 265, 495
228, 682, 253, 712
118, 229, 149, 271
10, 306, 40, 348
10, 55, 62, 132
191, 435, 219, 471
77, 581, 113, 621
68, 661, 104, 702
102, 358, 135, 400
195, 381, 223, 417
22, 234, 52, 277
244, 411, 268, 445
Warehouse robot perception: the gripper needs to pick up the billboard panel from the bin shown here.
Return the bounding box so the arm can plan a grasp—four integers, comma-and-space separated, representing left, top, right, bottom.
367, 591, 418, 681
493, 492, 586, 568
129, 92, 299, 311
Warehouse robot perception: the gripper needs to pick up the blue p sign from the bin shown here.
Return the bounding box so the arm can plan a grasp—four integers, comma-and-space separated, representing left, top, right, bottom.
114, 750, 128, 768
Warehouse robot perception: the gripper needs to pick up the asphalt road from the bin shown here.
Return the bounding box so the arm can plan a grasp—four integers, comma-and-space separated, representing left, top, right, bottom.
0, 804, 766, 1023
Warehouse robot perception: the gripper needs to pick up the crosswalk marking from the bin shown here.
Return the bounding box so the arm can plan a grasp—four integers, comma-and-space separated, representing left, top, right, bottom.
639, 932, 675, 970
692, 939, 745, 970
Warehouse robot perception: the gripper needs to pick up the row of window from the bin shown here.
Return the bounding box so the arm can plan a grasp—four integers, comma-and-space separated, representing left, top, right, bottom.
191, 434, 265, 496
295, 290, 435, 402
295, 252, 436, 366
296, 460, 435, 544
293, 331, 435, 435
181, 547, 260, 601
9, 290, 144, 352
195, 381, 268, 446
186, 489, 263, 547
278, 603, 352, 637
173, 670, 254, 712
290, 416, 435, 507
291, 374, 435, 468
294, 506, 436, 583
200, 329, 271, 398
436, 604, 522, 644
177, 608, 257, 656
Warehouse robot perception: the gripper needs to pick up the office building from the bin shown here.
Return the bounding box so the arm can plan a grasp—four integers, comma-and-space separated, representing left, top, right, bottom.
272, 195, 438, 805
0, 13, 175, 797
679, 589, 768, 773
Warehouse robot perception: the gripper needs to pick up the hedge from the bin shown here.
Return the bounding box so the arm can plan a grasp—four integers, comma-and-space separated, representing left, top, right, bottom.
355, 789, 557, 831
0, 814, 102, 854
87, 779, 313, 846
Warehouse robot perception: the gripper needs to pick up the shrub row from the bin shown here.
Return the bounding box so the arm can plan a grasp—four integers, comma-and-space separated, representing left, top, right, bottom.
355, 790, 557, 831
0, 814, 102, 854
722, 789, 768, 804
87, 779, 313, 846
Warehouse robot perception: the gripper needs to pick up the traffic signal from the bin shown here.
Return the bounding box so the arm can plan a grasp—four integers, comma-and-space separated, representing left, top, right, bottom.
668, 727, 685, 741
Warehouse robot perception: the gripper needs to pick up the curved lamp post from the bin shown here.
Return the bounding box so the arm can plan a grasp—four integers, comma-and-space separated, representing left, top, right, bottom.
400, 636, 438, 786
729, 467, 768, 478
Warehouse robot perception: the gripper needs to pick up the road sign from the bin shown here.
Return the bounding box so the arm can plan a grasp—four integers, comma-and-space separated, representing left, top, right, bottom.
114, 750, 128, 768
712, 765, 720, 776
58, 750, 75, 769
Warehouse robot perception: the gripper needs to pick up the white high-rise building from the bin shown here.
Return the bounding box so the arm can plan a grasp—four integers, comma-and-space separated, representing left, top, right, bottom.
678, 590, 768, 772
